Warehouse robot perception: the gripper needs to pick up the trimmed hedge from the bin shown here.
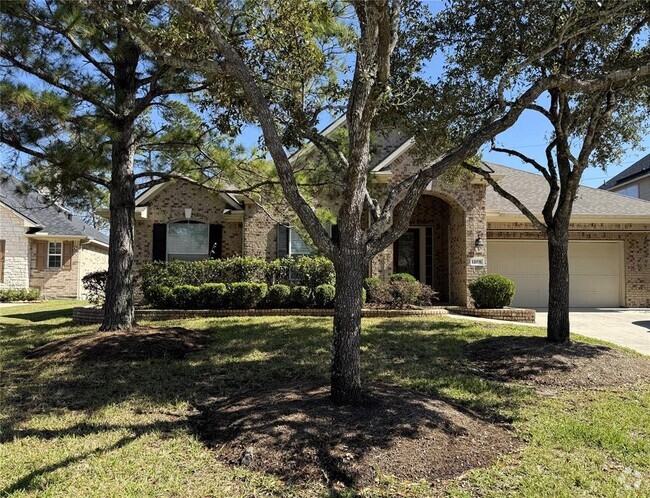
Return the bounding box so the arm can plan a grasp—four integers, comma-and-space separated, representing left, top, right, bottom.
390, 273, 417, 283
199, 283, 228, 309
469, 274, 516, 309
363, 278, 437, 308
291, 285, 313, 307
267, 284, 291, 308
139, 256, 335, 294
230, 282, 268, 309
0, 288, 40, 302
314, 284, 335, 308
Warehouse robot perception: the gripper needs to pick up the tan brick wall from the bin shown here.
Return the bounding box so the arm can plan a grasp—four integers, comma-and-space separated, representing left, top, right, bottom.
78, 242, 109, 298
243, 202, 278, 259
134, 180, 243, 267
29, 239, 81, 298
487, 221, 650, 307
0, 204, 30, 289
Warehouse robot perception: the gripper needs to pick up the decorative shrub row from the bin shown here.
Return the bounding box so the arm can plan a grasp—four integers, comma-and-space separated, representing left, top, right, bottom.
144, 282, 354, 310
0, 288, 40, 302
363, 274, 438, 307
468, 274, 516, 309
138, 256, 335, 294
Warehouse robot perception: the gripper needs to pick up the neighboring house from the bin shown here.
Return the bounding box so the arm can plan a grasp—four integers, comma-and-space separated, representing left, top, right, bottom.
124, 124, 650, 309
0, 169, 109, 298
599, 153, 650, 200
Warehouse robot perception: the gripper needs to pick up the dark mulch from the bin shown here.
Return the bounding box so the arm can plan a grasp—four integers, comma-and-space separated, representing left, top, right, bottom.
464, 336, 650, 389
25, 327, 212, 362
190, 382, 519, 487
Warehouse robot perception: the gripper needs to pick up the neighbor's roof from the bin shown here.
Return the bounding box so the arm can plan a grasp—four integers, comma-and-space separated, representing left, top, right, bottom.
486, 163, 650, 218
599, 153, 650, 190
0, 168, 109, 244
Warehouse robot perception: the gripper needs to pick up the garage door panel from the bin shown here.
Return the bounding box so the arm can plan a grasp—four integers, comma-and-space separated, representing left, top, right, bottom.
487, 241, 621, 308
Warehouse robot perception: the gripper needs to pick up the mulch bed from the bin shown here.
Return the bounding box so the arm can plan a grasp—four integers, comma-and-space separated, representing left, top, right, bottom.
189, 382, 519, 487
464, 336, 650, 390
25, 326, 212, 362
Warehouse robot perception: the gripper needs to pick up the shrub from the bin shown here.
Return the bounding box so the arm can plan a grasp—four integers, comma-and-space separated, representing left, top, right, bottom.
363, 277, 383, 303
0, 288, 40, 302
469, 274, 516, 309
389, 280, 421, 308
82, 270, 107, 307
390, 273, 417, 283
314, 284, 335, 308
226, 257, 266, 283
291, 256, 335, 289
267, 284, 291, 308
199, 283, 228, 309
417, 284, 439, 305
229, 282, 268, 309
172, 285, 201, 309
291, 285, 313, 307
144, 284, 173, 308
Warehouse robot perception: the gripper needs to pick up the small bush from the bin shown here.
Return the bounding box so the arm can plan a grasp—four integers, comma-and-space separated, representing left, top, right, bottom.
144, 285, 173, 308
469, 274, 516, 309
226, 257, 266, 282
314, 284, 335, 308
0, 288, 40, 302
291, 256, 335, 289
267, 284, 291, 308
82, 270, 107, 307
389, 280, 421, 307
363, 277, 383, 303
390, 273, 417, 283
291, 285, 313, 307
171, 285, 201, 309
229, 282, 268, 309
199, 283, 228, 309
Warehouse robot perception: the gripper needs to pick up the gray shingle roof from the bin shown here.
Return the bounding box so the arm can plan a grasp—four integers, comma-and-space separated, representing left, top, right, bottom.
0, 169, 109, 244
486, 162, 650, 217
599, 153, 650, 190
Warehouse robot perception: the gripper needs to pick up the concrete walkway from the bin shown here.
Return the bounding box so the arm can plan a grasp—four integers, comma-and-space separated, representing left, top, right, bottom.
448, 308, 650, 356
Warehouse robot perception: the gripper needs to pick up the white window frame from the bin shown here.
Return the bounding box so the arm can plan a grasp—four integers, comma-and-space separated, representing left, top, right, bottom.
48, 241, 62, 269
166, 221, 210, 262
616, 184, 639, 198
288, 228, 315, 257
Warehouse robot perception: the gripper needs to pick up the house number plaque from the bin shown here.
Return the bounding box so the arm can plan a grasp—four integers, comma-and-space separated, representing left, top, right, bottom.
469, 257, 486, 267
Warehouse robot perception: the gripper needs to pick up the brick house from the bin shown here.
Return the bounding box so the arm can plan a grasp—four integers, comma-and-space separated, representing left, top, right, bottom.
0, 169, 109, 298
129, 125, 650, 309
599, 153, 650, 200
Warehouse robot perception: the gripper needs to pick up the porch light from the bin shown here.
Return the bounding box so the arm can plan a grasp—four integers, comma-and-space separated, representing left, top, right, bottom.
474, 235, 485, 252
184, 208, 192, 220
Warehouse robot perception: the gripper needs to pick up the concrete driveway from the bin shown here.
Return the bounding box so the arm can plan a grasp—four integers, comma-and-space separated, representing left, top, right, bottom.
535, 308, 650, 355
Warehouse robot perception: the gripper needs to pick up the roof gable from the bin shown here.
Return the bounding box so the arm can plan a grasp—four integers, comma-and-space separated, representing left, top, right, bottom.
599, 153, 650, 190
0, 169, 109, 244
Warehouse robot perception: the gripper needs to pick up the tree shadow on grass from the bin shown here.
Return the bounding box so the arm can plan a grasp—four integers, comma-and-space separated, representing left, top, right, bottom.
3, 306, 75, 322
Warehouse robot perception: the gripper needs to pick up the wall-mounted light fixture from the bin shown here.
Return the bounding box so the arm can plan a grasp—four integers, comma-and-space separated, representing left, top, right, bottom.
474, 234, 485, 252
184, 208, 192, 220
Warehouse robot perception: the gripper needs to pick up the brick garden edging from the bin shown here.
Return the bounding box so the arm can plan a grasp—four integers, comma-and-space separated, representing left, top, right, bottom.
446, 306, 536, 323
72, 306, 450, 325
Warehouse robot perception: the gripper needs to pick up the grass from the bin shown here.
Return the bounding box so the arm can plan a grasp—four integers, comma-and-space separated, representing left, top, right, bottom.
0, 301, 648, 497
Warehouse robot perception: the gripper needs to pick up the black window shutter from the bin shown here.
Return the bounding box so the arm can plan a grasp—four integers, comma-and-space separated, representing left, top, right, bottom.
152, 223, 167, 261
331, 224, 340, 245
209, 224, 223, 259
277, 224, 289, 258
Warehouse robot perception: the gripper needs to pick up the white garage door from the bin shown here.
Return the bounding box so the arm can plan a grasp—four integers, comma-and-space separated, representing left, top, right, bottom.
487, 240, 623, 308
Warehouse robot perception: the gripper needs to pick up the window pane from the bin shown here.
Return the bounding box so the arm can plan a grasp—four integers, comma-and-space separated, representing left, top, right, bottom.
290, 229, 313, 255
167, 223, 209, 259
48, 255, 61, 268
618, 185, 639, 198
49, 242, 62, 255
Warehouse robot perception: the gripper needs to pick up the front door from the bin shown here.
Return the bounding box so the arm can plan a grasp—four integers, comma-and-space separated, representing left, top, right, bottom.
393, 229, 420, 280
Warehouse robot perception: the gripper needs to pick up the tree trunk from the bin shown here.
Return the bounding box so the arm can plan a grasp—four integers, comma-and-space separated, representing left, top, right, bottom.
546, 231, 570, 343
101, 136, 136, 331
331, 252, 365, 405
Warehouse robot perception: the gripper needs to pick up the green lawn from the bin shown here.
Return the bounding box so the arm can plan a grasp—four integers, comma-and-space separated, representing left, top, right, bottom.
0, 301, 648, 497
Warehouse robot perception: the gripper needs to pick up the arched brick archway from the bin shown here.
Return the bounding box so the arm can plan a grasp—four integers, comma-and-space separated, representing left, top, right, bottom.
370, 184, 487, 306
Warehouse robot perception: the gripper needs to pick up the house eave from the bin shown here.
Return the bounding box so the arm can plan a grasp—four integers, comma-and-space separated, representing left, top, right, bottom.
486, 212, 650, 225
